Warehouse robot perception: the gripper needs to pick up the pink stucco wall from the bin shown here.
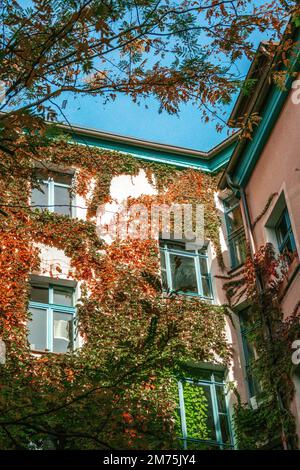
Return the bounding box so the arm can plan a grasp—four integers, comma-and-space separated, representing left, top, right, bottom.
244, 82, 300, 315
242, 80, 300, 441
245, 88, 300, 267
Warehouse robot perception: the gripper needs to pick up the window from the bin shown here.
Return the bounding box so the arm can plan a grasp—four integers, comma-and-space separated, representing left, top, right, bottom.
265, 193, 297, 266
31, 172, 73, 217
223, 195, 247, 269
239, 307, 261, 399
159, 241, 213, 299
178, 370, 233, 450
28, 283, 75, 353
275, 207, 296, 257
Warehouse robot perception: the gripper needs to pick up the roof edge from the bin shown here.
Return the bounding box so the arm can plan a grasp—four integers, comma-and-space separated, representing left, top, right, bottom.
57, 122, 239, 161
228, 41, 278, 127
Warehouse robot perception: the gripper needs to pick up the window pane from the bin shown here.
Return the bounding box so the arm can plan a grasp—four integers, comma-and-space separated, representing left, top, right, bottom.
212, 371, 225, 382
276, 209, 289, 246
244, 335, 256, 361
28, 307, 47, 351
52, 173, 72, 185
30, 285, 48, 304
246, 367, 262, 398
170, 254, 198, 293
31, 183, 48, 210
160, 249, 166, 270
276, 209, 296, 256
182, 381, 216, 442
216, 385, 226, 413
201, 276, 212, 298
160, 250, 169, 290
219, 414, 230, 444
199, 257, 209, 275
230, 234, 247, 267
225, 196, 246, 269
286, 233, 296, 253
53, 287, 73, 307
53, 311, 73, 353
54, 185, 72, 216
240, 308, 262, 398
226, 205, 244, 233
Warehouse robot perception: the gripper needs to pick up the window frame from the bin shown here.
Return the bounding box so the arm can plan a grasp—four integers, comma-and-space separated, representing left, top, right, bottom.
239, 308, 261, 400
160, 242, 213, 300
223, 195, 247, 270
31, 174, 74, 217
275, 207, 296, 256
177, 372, 233, 450
29, 284, 76, 353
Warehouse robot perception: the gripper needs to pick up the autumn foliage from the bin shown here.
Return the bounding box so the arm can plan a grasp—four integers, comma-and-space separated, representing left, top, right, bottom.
0, 0, 299, 451
0, 140, 231, 449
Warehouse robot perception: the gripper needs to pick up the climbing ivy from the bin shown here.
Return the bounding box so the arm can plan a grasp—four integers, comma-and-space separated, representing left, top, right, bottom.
38, 138, 224, 266
0, 137, 230, 449
181, 381, 210, 441
222, 244, 300, 450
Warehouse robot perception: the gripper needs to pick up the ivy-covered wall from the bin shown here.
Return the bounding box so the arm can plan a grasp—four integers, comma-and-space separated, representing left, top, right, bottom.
0, 137, 233, 449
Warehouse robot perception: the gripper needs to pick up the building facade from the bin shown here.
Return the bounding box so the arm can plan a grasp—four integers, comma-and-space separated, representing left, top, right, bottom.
219, 25, 300, 449
26, 129, 240, 450
2, 29, 300, 451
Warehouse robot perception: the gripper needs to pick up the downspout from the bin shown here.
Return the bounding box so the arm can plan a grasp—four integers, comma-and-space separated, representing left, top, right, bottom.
225, 174, 291, 450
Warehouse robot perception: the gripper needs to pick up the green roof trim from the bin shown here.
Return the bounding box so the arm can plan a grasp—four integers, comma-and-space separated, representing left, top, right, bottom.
221, 29, 300, 189
61, 125, 238, 173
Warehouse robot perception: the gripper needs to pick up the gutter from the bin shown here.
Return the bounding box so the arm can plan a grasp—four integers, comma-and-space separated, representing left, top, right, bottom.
57, 122, 239, 162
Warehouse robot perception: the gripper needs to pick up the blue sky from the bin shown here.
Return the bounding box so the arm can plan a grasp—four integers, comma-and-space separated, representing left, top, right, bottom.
57, 90, 236, 152
55, 43, 255, 152
17, 0, 278, 151
39, 0, 280, 152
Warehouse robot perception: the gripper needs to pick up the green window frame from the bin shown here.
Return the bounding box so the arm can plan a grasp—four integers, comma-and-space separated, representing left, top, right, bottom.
159, 242, 213, 300
177, 371, 233, 450
29, 284, 76, 353
275, 207, 296, 256
31, 172, 73, 217
223, 195, 247, 270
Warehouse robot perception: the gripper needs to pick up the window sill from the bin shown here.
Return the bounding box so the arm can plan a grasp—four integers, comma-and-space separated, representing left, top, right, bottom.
30, 349, 54, 356
162, 290, 214, 303
30, 349, 72, 355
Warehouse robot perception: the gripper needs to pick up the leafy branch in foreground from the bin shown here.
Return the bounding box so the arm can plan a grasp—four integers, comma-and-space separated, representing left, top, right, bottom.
0, 0, 297, 159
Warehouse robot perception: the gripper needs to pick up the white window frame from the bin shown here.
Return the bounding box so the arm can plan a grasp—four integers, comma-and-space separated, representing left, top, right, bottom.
265, 191, 298, 259
29, 284, 76, 353
31, 174, 74, 217
223, 195, 247, 269
160, 242, 213, 300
